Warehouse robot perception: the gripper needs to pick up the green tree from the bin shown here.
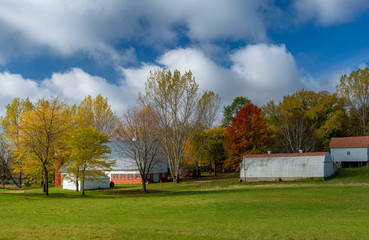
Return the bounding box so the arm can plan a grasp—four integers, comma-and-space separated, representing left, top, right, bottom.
336, 67, 369, 136
196, 126, 227, 176
222, 96, 251, 126
66, 126, 112, 195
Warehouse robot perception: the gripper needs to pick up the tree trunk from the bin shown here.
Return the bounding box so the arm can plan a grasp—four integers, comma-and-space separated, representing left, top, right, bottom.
1, 174, 5, 188
76, 175, 79, 192
214, 158, 217, 177
194, 163, 200, 178
82, 179, 85, 196
19, 171, 22, 186
44, 167, 49, 196
142, 178, 147, 192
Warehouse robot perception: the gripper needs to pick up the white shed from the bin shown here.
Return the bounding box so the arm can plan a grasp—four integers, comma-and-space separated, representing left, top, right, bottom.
330, 136, 369, 167
62, 174, 110, 191
240, 152, 334, 182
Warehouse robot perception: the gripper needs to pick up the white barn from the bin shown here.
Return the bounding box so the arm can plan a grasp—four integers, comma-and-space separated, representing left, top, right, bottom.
240, 152, 334, 182
62, 175, 110, 191
60, 141, 168, 190
330, 136, 369, 167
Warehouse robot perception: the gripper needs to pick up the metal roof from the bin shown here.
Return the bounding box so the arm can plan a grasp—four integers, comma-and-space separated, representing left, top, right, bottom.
329, 136, 369, 148
244, 152, 327, 158
60, 140, 166, 172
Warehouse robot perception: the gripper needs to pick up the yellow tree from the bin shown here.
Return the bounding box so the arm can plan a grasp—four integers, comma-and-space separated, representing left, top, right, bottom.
77, 94, 118, 135
139, 69, 220, 183
187, 126, 227, 176
16, 97, 72, 196
264, 89, 346, 152
1, 98, 33, 186
66, 126, 112, 195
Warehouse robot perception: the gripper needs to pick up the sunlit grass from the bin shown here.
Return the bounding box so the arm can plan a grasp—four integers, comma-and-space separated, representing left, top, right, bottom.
1, 169, 369, 239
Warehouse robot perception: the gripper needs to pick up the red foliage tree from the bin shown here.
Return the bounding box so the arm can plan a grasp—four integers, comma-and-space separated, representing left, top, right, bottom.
224, 103, 273, 169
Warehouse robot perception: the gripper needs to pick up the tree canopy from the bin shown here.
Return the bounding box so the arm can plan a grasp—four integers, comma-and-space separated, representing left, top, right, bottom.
224, 103, 273, 169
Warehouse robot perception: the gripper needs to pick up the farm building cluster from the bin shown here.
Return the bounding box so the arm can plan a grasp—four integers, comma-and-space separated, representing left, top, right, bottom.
58, 136, 369, 189
240, 136, 369, 182
59, 141, 168, 190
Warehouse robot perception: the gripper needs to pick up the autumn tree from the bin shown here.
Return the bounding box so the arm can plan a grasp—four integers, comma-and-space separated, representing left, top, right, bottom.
337, 67, 369, 135
190, 126, 226, 176
138, 69, 220, 183
1, 98, 33, 186
114, 107, 162, 192
263, 89, 346, 152
77, 94, 118, 136
15, 97, 72, 196
224, 103, 273, 169
222, 96, 251, 126
65, 126, 112, 195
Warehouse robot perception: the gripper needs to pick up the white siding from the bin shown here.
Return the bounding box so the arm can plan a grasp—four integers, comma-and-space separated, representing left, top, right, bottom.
240, 153, 334, 181
62, 174, 110, 190
330, 147, 369, 162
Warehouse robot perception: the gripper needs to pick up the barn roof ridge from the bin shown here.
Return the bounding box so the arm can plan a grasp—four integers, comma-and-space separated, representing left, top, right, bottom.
244, 152, 327, 158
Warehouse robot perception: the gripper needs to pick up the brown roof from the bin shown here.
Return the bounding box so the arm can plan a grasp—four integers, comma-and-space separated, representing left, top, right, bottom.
244, 152, 327, 158
329, 136, 369, 148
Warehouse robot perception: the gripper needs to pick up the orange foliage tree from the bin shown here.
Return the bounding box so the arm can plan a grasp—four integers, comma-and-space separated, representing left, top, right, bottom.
224, 103, 273, 170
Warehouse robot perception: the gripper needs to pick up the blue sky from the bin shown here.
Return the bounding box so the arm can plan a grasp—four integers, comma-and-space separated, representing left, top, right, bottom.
0, 0, 369, 116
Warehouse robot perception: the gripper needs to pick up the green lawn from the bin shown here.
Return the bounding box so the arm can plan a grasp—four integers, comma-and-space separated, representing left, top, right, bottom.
1, 169, 369, 239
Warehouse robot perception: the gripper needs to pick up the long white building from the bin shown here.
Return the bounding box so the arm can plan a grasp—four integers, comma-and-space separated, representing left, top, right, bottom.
240, 152, 334, 182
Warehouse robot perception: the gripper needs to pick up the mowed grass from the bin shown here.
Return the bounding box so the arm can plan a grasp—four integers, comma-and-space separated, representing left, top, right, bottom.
1, 169, 369, 239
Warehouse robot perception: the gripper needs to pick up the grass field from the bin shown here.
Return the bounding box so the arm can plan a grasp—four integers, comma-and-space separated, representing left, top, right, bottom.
1, 168, 369, 239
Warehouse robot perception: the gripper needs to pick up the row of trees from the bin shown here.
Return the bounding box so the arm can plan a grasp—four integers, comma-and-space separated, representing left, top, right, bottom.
187, 67, 369, 172
1, 67, 368, 194
0, 69, 221, 194
0, 95, 117, 195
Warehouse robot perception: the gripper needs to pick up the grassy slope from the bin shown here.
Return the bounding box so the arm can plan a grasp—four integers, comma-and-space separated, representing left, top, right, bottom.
1, 169, 369, 239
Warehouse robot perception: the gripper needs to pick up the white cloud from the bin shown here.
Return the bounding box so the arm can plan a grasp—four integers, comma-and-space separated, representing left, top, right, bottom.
0, 68, 130, 117
295, 0, 369, 25
0, 0, 267, 64
120, 45, 303, 107
0, 44, 304, 118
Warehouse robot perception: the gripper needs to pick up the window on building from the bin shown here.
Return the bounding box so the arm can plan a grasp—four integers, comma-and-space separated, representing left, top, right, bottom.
128, 174, 133, 179
136, 174, 140, 179
347, 151, 351, 155
120, 174, 125, 179
113, 174, 118, 179
162, 173, 165, 178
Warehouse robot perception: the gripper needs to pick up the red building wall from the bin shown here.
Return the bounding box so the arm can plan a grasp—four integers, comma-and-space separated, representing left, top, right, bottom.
110, 173, 168, 184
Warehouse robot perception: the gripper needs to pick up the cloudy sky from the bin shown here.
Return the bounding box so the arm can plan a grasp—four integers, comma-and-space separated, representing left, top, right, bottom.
0, 0, 369, 117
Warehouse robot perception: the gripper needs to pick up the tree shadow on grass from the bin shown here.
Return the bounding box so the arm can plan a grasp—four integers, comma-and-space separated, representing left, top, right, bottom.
2, 182, 258, 200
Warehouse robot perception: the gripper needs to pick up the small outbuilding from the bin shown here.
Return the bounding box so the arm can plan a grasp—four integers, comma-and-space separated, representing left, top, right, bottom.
240, 152, 334, 182
329, 136, 369, 167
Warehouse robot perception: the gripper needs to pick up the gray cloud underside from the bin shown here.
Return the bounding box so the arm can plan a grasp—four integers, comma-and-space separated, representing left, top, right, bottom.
0, 0, 267, 64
